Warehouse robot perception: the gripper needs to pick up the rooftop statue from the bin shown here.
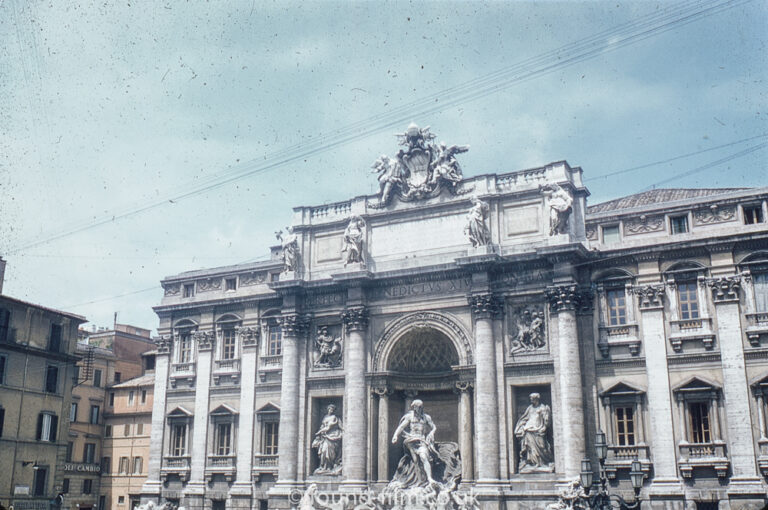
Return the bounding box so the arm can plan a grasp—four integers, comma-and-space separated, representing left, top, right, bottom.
341, 215, 366, 267
463, 197, 491, 247
275, 226, 299, 272
371, 123, 470, 207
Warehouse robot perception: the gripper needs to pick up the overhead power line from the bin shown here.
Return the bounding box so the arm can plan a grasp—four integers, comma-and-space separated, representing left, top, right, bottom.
7, 0, 756, 255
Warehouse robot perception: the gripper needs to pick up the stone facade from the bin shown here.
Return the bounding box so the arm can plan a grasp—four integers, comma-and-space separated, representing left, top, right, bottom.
142, 134, 768, 510
0, 294, 85, 510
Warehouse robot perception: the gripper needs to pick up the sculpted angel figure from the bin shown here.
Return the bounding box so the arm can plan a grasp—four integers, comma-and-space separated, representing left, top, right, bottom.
372, 154, 405, 205
540, 183, 573, 236
275, 226, 298, 272
464, 197, 491, 247
311, 405, 343, 474
341, 216, 365, 266
515, 393, 555, 473
431, 142, 469, 185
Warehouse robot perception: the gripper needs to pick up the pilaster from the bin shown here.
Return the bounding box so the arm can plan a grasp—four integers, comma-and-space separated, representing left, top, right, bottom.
142, 334, 172, 498
373, 385, 391, 483
186, 330, 214, 492
232, 325, 260, 495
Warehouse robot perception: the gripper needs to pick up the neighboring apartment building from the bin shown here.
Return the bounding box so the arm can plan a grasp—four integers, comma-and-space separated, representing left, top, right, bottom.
100, 368, 154, 510
140, 127, 768, 510
0, 292, 85, 510
64, 326, 154, 510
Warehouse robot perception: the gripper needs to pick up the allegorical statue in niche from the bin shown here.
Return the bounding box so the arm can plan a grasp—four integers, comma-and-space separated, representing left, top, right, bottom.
540, 183, 573, 236
275, 226, 298, 272
311, 404, 343, 475
463, 197, 491, 247
387, 400, 461, 492
514, 393, 555, 473
313, 327, 342, 368
509, 310, 546, 353
341, 215, 365, 267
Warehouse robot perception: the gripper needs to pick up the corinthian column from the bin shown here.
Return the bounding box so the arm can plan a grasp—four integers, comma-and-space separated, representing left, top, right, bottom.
468, 293, 502, 483
232, 326, 260, 495
455, 381, 474, 482
341, 306, 369, 488
141, 335, 172, 499
545, 285, 586, 478
188, 330, 214, 491
276, 313, 308, 485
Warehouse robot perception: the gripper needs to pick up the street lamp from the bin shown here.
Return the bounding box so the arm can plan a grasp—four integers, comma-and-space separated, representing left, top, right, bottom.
579, 431, 643, 510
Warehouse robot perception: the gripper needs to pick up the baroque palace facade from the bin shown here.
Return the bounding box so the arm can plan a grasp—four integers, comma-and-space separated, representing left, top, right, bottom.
141, 126, 768, 510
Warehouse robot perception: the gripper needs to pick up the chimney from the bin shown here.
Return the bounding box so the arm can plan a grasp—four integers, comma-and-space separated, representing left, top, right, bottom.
0, 256, 6, 294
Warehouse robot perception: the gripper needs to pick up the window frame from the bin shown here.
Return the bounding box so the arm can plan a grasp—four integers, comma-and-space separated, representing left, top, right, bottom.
267, 324, 282, 357
93, 368, 102, 388
670, 214, 689, 235
49, 324, 62, 352
0, 308, 10, 343
90, 405, 100, 425
742, 203, 764, 225
0, 353, 7, 384
170, 422, 188, 457
677, 281, 700, 320
44, 364, 59, 394
132, 456, 143, 474
70, 402, 78, 423
601, 224, 620, 244
37, 412, 58, 442
33, 466, 48, 496
83, 442, 96, 464
262, 421, 279, 456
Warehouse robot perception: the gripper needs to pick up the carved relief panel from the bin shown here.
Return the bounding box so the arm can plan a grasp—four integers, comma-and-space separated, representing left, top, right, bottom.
311, 324, 343, 370
507, 303, 548, 355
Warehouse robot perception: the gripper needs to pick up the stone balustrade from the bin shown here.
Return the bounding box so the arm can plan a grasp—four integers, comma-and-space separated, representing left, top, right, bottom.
668, 317, 715, 352
678, 441, 729, 479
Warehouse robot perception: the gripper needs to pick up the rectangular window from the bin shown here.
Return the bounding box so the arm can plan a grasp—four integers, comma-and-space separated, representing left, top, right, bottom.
689, 401, 711, 443
83, 443, 96, 464
118, 497, 125, 505
268, 325, 282, 356
37, 413, 58, 442
99, 496, 106, 510
109, 392, 115, 407
66, 442, 73, 462
101, 456, 111, 474
82, 479, 92, 495
222, 329, 236, 360
114, 372, 121, 383
136, 423, 143, 435
614, 406, 636, 446
45, 365, 58, 393
90, 405, 100, 425
183, 284, 195, 298
0, 354, 6, 384
105, 425, 112, 437
743, 205, 764, 224
755, 273, 768, 313
70, 403, 78, 423
670, 215, 689, 234
0, 407, 4, 437
263, 421, 279, 455
678, 282, 700, 320
602, 225, 620, 244
270, 272, 280, 282
49, 324, 62, 352
119, 456, 129, 474
216, 423, 232, 456
33, 467, 47, 496
128, 391, 135, 405
141, 390, 147, 404
93, 369, 102, 388
124, 423, 131, 436
171, 423, 187, 456
132, 456, 142, 474
225, 278, 237, 291
606, 289, 627, 326
62, 478, 69, 494
179, 333, 192, 363
0, 308, 10, 343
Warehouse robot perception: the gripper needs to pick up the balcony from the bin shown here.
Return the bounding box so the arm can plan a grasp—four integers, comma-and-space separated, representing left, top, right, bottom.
745, 312, 768, 347
603, 444, 651, 479
252, 453, 278, 481
170, 363, 196, 389
668, 317, 716, 352
161, 455, 190, 481
678, 441, 729, 479
205, 454, 236, 481
597, 323, 641, 358
260, 355, 282, 374
213, 358, 240, 385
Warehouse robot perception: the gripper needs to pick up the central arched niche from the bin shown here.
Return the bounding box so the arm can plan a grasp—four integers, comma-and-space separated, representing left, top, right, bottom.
386, 327, 459, 374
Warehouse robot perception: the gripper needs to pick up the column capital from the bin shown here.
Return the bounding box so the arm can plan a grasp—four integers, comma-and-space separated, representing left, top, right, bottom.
278, 313, 311, 337
341, 305, 369, 331
545, 284, 590, 313
454, 380, 474, 393
633, 284, 666, 310
468, 293, 503, 319
156, 334, 172, 354
236, 325, 260, 347
372, 385, 392, 397
193, 330, 215, 351
704, 275, 742, 304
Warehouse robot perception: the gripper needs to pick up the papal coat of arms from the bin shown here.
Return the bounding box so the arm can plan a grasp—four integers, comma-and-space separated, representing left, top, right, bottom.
371, 123, 470, 206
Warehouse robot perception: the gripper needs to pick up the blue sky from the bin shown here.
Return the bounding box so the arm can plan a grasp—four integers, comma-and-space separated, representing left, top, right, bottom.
1, 0, 766, 332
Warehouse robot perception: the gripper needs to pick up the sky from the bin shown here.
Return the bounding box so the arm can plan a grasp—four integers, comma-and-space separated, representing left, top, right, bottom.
0, 0, 766, 333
